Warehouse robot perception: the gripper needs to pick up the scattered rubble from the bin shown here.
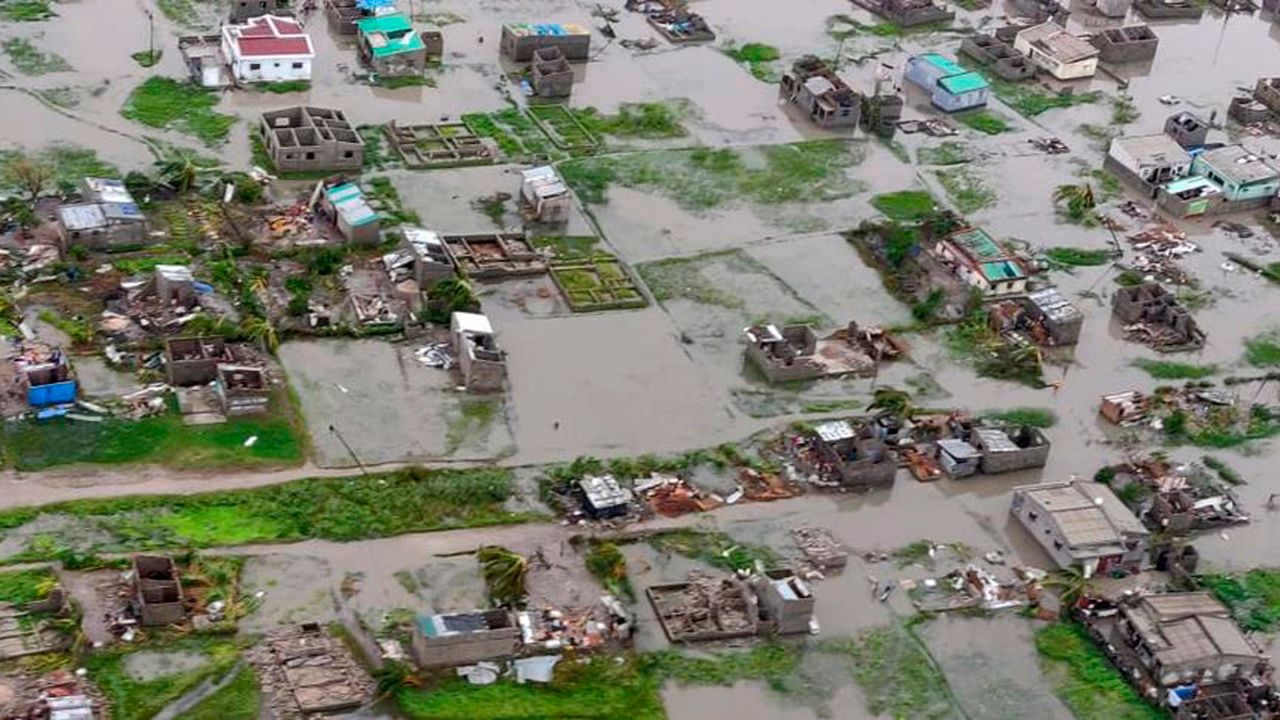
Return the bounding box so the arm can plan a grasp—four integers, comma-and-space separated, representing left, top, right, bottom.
246, 623, 376, 719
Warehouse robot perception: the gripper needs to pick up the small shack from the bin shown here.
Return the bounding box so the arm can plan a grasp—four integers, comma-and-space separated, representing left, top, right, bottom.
530, 46, 573, 98
500, 22, 591, 62
131, 555, 185, 626
356, 13, 428, 76
321, 182, 381, 245
519, 166, 572, 224
451, 311, 506, 391
904, 54, 990, 112
410, 610, 519, 668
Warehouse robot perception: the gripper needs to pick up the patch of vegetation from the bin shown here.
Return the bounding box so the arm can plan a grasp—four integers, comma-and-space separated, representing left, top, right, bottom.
945, 308, 1044, 387
1202, 455, 1244, 485
84, 636, 242, 720
37, 308, 93, 346
1035, 623, 1168, 720
376, 74, 435, 90
37, 86, 79, 108
916, 142, 971, 166
1045, 247, 1113, 267
576, 101, 688, 139
130, 49, 162, 68
559, 141, 866, 210
1160, 403, 1280, 449
1054, 183, 1097, 225
470, 192, 508, 227
420, 276, 479, 325
1198, 570, 1280, 632
186, 664, 259, 720
981, 407, 1058, 428
1132, 359, 1217, 380
989, 75, 1101, 117
636, 250, 758, 309
0, 467, 532, 561
155, 0, 218, 28
585, 541, 633, 600
0, 0, 54, 22
935, 167, 995, 214
872, 190, 937, 221
444, 396, 499, 455
463, 108, 557, 161
2, 38, 70, 75
530, 235, 600, 259
820, 626, 958, 719
0, 567, 57, 604
1111, 96, 1140, 125
646, 529, 778, 573
253, 79, 310, 94
366, 175, 420, 226
1244, 330, 1280, 367
121, 77, 236, 145
956, 109, 1011, 135
478, 546, 527, 607
722, 41, 781, 81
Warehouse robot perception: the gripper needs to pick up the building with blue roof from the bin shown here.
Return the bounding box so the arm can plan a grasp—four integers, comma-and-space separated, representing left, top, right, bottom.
500, 22, 591, 61
904, 53, 991, 112
321, 182, 382, 245
933, 227, 1028, 296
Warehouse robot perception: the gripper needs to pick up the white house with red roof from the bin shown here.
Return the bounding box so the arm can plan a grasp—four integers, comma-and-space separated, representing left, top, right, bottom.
220, 14, 314, 84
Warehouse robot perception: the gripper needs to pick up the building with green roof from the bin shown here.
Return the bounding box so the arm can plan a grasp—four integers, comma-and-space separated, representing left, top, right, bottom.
356, 12, 429, 76
934, 227, 1028, 296
904, 53, 991, 112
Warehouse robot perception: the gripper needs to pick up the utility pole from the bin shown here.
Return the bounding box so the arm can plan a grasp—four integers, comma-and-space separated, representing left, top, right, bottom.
328, 424, 369, 475
146, 10, 154, 63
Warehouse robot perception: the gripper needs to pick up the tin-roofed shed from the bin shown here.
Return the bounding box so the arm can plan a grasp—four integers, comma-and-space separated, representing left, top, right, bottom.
322, 183, 381, 245
904, 54, 991, 112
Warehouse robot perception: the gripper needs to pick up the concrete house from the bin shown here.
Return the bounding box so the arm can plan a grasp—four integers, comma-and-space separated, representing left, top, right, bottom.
165, 336, 235, 386
810, 420, 897, 490
1022, 286, 1084, 345
215, 365, 270, 415
222, 14, 314, 84
229, 0, 291, 22
530, 47, 573, 98
780, 56, 862, 129
400, 227, 456, 288
904, 54, 990, 113
410, 610, 519, 668
851, 0, 954, 27
1013, 22, 1099, 80
500, 22, 591, 62
1105, 134, 1192, 194
1134, 0, 1203, 16
1254, 77, 1280, 115
1163, 111, 1209, 149
1090, 25, 1159, 64
937, 438, 982, 478
320, 182, 381, 245
973, 426, 1051, 474
1112, 282, 1205, 351
959, 34, 1037, 81
451, 312, 506, 392
1010, 479, 1150, 577
1191, 145, 1280, 205
57, 178, 147, 250
1108, 593, 1265, 688
356, 13, 427, 76
260, 106, 364, 173
130, 555, 185, 626
519, 166, 572, 224
933, 227, 1028, 296
751, 570, 816, 636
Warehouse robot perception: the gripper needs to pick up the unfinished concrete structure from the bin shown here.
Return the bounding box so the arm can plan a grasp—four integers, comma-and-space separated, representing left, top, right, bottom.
743, 322, 903, 383
989, 286, 1084, 346
500, 22, 591, 61
861, 91, 904, 138
530, 46, 573, 98
648, 573, 759, 643
130, 555, 185, 627
153, 264, 196, 307
1093, 0, 1134, 16
1091, 25, 1159, 64
451, 312, 506, 392
392, 227, 456, 288
324, 0, 368, 34
1133, 0, 1204, 17
519, 166, 572, 224
384, 121, 495, 168
410, 610, 519, 668
1009, 0, 1072, 22
750, 570, 816, 635
779, 56, 861, 129
851, 0, 954, 27
1112, 282, 1205, 351
809, 420, 897, 490
165, 337, 234, 386
1228, 94, 1271, 125
442, 233, 549, 280
1253, 77, 1280, 115
229, 0, 291, 22
260, 106, 364, 173
1164, 111, 1210, 149
215, 365, 270, 415
959, 34, 1037, 81
1010, 479, 1150, 576
179, 34, 230, 88
973, 426, 1050, 474
249, 623, 375, 716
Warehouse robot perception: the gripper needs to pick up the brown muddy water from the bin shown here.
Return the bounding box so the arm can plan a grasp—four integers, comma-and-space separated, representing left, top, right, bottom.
4, 0, 1280, 717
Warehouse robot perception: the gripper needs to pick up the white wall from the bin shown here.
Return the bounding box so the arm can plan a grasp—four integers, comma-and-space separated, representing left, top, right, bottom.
230, 56, 311, 83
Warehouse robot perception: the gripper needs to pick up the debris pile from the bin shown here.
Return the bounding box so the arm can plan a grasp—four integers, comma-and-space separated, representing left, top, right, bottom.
906, 563, 1041, 613
1125, 224, 1198, 285
792, 527, 848, 570
246, 623, 376, 720
635, 473, 722, 517
646, 571, 759, 643
0, 668, 104, 719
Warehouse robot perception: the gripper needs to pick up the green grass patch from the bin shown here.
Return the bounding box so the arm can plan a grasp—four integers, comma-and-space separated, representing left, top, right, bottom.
1111, 96, 1140, 125
646, 528, 778, 573
0, 0, 54, 21
871, 190, 937, 221
575, 101, 688, 139
981, 407, 1057, 428
559, 141, 865, 210
935, 167, 995, 214
530, 235, 600, 259
1045, 247, 1113, 267
1035, 623, 1168, 720
722, 41, 782, 81
2, 38, 70, 75
584, 540, 633, 600
376, 74, 435, 90
130, 49, 162, 68
916, 141, 971, 166
0, 567, 58, 604
988, 75, 1101, 117
945, 309, 1044, 387
37, 86, 79, 108
253, 79, 310, 94
1131, 358, 1217, 380
154, 0, 215, 28
444, 396, 499, 455
111, 255, 192, 275
121, 77, 236, 146
1198, 570, 1280, 632
636, 250, 757, 309
463, 108, 558, 162
956, 109, 1011, 135
1244, 330, 1280, 367
820, 626, 958, 719
187, 664, 259, 720
84, 636, 242, 720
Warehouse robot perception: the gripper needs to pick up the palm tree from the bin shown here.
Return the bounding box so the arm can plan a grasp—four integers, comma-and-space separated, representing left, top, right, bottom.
476, 546, 527, 607
1042, 566, 1094, 619
241, 315, 279, 353
867, 386, 914, 418
5, 155, 54, 201
1053, 183, 1096, 221
155, 153, 206, 195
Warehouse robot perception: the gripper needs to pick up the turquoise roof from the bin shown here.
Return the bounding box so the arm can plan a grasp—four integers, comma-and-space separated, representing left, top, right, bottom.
981, 260, 1026, 282
918, 52, 965, 77
357, 13, 425, 58
938, 70, 989, 94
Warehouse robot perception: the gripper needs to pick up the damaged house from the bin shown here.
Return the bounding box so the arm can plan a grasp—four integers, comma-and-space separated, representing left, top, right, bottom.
229, 0, 291, 22
320, 182, 381, 245
779, 56, 861, 129
1105, 134, 1192, 196
215, 365, 270, 416
1163, 111, 1210, 150
904, 53, 991, 113
959, 34, 1037, 81
1010, 479, 1150, 577
410, 610, 519, 668
851, 0, 954, 28
743, 321, 903, 383
1111, 282, 1205, 351
57, 178, 148, 250
519, 166, 573, 224
260, 106, 364, 173
1013, 22, 1099, 80
383, 227, 455, 289
1090, 25, 1159, 64
356, 13, 428, 77
1133, 0, 1204, 16
325, 0, 392, 34
451, 312, 506, 392
988, 286, 1084, 346
936, 437, 982, 478
749, 570, 816, 636
130, 555, 185, 627
165, 336, 235, 386
1253, 77, 1280, 115
578, 474, 634, 519
500, 22, 591, 61
972, 425, 1051, 474
530, 47, 574, 98
649, 568, 816, 644
806, 420, 897, 490
442, 233, 548, 280
18, 347, 76, 408
1115, 459, 1249, 534
933, 227, 1029, 296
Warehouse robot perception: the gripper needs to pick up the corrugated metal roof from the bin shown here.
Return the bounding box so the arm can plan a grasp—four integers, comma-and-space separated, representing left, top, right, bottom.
917, 52, 965, 76
938, 71, 989, 94
815, 420, 855, 443
58, 203, 105, 231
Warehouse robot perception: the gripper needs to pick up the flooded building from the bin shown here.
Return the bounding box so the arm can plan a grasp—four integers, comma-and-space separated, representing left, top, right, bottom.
972, 426, 1050, 474
500, 23, 591, 62
743, 322, 903, 383
165, 336, 234, 386
180, 34, 231, 87
646, 5, 716, 43
1253, 77, 1280, 114
1093, 0, 1134, 17
1105, 134, 1192, 194
937, 438, 982, 478
410, 610, 519, 668
442, 233, 548, 280
1010, 479, 1150, 577
578, 474, 633, 518
229, 0, 291, 22
809, 420, 897, 490
130, 555, 185, 626
1163, 111, 1210, 150
519, 166, 572, 224
260, 106, 364, 173
1228, 94, 1271, 125
989, 286, 1084, 346
851, 0, 954, 27
1090, 25, 1159, 64
750, 570, 816, 636
451, 311, 506, 392
222, 14, 314, 84
325, 0, 391, 34
1133, 0, 1204, 15
1111, 282, 1205, 351
1100, 390, 1149, 425
56, 178, 147, 250
395, 227, 455, 288
779, 56, 862, 129
904, 54, 990, 112
356, 13, 428, 76
320, 182, 381, 245
959, 34, 1037, 81
933, 227, 1028, 296
530, 47, 573, 98
1189, 145, 1280, 206
648, 572, 760, 643
1013, 22, 1099, 80
215, 365, 270, 415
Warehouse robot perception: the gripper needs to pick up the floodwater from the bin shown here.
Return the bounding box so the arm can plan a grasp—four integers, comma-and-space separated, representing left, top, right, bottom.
4, 0, 1280, 717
